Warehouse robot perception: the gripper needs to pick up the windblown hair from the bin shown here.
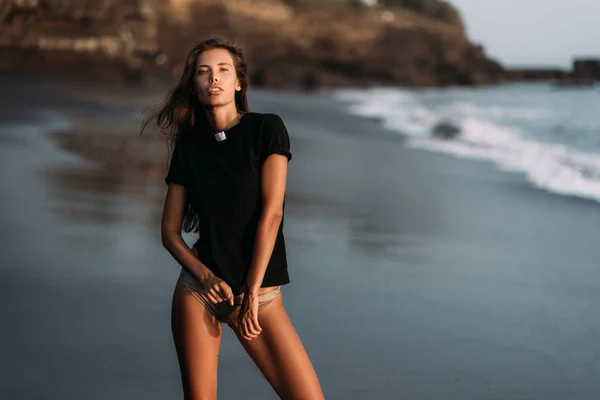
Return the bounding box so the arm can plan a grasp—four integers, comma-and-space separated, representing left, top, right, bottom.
141, 37, 251, 232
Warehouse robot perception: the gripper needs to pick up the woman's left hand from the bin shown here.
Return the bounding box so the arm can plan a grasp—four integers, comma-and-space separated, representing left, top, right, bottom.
238, 291, 262, 341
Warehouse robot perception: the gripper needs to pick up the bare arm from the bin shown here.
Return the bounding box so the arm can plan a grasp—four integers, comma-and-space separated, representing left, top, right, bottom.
246, 153, 289, 294
161, 184, 215, 281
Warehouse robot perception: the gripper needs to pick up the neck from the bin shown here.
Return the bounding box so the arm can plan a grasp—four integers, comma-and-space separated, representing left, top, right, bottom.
207, 105, 240, 132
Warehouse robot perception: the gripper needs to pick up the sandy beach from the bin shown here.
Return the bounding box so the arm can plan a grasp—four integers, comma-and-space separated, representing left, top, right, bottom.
2, 72, 600, 399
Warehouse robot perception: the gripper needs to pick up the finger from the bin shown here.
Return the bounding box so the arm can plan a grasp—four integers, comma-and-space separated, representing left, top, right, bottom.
205, 292, 220, 304
241, 317, 250, 336
222, 287, 235, 306
248, 317, 261, 336
246, 317, 261, 337
239, 320, 249, 340
207, 289, 223, 304
251, 316, 262, 334
212, 287, 225, 303
218, 285, 234, 306
242, 318, 258, 340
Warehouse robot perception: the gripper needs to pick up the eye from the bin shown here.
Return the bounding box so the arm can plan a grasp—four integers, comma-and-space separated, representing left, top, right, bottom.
197, 69, 208, 75
220, 67, 230, 72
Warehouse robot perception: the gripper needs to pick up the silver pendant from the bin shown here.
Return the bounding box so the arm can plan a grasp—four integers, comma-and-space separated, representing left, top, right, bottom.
214, 131, 227, 142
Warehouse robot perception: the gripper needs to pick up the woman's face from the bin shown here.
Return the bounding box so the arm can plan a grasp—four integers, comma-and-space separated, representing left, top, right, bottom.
194, 48, 241, 108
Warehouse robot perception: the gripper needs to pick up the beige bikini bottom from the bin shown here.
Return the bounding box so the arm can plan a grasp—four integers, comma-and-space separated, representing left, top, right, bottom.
178, 267, 281, 322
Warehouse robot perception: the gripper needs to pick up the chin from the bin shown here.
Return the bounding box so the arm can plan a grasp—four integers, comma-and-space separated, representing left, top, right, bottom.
206, 97, 234, 108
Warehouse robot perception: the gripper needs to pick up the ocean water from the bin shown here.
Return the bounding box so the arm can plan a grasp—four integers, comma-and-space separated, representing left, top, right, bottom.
333, 83, 600, 203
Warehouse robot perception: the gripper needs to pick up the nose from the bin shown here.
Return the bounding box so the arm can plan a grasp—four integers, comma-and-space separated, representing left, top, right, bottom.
210, 73, 219, 83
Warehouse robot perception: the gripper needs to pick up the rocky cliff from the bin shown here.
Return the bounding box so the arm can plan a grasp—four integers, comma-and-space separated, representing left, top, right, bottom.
0, 0, 504, 88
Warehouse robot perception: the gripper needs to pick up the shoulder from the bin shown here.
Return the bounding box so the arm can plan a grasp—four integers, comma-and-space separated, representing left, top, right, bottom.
250, 113, 288, 137
258, 113, 286, 128
172, 134, 195, 158
242, 112, 289, 138
242, 112, 285, 128
253, 113, 292, 162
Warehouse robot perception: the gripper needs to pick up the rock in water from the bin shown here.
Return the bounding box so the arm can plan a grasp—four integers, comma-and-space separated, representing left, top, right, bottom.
432, 121, 461, 139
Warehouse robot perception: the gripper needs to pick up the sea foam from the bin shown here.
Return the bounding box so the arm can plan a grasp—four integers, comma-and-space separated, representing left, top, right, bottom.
334, 86, 600, 203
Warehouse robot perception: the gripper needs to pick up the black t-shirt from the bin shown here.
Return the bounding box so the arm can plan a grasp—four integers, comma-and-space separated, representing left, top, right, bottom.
165, 112, 292, 295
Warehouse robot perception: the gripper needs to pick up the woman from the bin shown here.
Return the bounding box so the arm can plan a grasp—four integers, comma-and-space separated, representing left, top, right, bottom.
144, 38, 325, 399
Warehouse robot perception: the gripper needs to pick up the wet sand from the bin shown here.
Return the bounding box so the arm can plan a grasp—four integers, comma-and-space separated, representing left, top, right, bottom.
2, 72, 600, 399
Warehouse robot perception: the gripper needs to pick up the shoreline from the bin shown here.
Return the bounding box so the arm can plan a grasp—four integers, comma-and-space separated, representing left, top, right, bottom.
39, 76, 600, 212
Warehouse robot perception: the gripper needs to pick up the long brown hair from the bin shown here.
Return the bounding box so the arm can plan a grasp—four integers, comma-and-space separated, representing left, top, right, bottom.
141, 37, 251, 232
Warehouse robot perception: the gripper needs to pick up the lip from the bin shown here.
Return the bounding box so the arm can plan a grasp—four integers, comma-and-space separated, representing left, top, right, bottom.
207, 86, 224, 95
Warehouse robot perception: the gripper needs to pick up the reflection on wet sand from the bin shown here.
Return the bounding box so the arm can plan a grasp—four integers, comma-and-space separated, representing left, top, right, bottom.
43, 113, 170, 227
284, 190, 429, 264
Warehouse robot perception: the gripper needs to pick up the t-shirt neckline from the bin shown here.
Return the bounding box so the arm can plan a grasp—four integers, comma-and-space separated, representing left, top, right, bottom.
198, 112, 253, 144
221, 112, 251, 134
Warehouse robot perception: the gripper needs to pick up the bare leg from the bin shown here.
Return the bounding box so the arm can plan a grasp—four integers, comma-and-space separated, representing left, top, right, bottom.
226, 295, 325, 399
171, 280, 223, 400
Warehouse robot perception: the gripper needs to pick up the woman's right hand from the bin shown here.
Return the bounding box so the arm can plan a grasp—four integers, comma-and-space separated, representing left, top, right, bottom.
191, 247, 235, 306
200, 275, 235, 306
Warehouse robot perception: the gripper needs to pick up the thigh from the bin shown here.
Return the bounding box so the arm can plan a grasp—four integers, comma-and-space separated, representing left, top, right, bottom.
226, 295, 325, 400
171, 280, 223, 400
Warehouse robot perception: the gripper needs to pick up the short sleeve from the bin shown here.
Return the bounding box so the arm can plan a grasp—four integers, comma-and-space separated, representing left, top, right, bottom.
259, 114, 292, 165
165, 141, 191, 187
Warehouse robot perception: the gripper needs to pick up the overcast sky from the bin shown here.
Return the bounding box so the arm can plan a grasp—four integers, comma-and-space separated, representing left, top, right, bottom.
448, 0, 600, 68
